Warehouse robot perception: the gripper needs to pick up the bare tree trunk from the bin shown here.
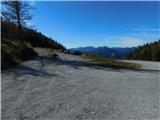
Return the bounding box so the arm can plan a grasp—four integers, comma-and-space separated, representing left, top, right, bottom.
16, 1, 22, 29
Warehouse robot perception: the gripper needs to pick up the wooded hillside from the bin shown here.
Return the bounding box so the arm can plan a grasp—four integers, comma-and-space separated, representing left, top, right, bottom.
125, 41, 160, 61
1, 20, 65, 70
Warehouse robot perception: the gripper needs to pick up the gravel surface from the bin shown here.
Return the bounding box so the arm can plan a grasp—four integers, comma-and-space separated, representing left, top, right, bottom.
2, 48, 160, 120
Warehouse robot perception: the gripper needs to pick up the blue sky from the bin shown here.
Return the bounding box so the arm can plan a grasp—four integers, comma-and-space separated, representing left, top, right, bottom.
31, 1, 160, 48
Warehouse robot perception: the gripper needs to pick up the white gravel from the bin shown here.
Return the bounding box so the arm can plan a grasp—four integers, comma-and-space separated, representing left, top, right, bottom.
1, 48, 160, 120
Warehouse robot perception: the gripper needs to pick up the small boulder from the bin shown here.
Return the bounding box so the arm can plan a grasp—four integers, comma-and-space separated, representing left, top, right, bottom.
51, 53, 59, 59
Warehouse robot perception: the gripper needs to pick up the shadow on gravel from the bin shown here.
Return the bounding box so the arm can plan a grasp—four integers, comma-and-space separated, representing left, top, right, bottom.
8, 66, 59, 80
34, 56, 160, 73
34, 56, 123, 72
129, 68, 160, 73
54, 59, 126, 73
55, 58, 160, 73
13, 66, 57, 76
6, 56, 159, 78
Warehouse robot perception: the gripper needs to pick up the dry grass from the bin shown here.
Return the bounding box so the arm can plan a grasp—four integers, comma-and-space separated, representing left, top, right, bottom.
1, 39, 38, 70
84, 54, 141, 69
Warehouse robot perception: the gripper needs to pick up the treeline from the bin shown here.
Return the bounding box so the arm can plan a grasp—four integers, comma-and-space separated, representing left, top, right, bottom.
1, 20, 66, 50
1, 1, 66, 70
125, 40, 160, 61
1, 19, 66, 70
1, 20, 66, 70
1, 0, 65, 50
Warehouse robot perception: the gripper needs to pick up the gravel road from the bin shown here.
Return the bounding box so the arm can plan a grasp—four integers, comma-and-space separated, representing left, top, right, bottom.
2, 49, 160, 120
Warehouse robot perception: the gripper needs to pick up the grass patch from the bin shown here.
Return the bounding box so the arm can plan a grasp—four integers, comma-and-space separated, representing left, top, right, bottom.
1, 39, 38, 70
84, 54, 141, 69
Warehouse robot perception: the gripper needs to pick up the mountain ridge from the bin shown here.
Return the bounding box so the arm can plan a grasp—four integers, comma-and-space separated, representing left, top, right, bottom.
70, 46, 137, 59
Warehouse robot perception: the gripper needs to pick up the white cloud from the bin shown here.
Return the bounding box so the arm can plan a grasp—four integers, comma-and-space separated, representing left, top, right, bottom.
118, 37, 145, 47
64, 43, 79, 49
133, 27, 160, 32
141, 33, 160, 38
26, 0, 35, 6
103, 29, 160, 47
126, 32, 159, 42
104, 36, 145, 47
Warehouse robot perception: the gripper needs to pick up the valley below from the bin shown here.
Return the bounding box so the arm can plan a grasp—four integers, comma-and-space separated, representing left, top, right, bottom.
2, 48, 160, 120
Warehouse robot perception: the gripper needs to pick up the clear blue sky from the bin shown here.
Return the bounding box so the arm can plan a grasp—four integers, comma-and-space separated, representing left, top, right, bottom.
31, 1, 160, 48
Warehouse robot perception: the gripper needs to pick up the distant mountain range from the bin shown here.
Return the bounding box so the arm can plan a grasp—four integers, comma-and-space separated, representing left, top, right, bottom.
70, 46, 137, 59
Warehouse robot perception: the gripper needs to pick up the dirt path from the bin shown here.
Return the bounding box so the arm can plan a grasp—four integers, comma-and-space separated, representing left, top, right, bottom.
2, 49, 160, 120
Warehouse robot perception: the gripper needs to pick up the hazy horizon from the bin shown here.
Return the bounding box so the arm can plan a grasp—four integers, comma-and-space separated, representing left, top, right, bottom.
68, 40, 159, 49
31, 1, 159, 49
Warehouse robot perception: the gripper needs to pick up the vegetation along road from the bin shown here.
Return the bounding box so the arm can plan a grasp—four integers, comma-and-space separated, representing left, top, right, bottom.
2, 48, 160, 120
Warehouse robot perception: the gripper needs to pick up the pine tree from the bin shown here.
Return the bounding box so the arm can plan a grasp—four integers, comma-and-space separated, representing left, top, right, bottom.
125, 40, 160, 61
1, 0, 33, 29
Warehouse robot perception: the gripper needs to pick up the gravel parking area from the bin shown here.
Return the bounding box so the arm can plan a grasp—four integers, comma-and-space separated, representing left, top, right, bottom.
2, 49, 160, 120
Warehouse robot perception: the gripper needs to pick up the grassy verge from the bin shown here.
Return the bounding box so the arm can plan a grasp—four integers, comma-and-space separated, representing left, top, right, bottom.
1, 39, 38, 70
84, 54, 141, 69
